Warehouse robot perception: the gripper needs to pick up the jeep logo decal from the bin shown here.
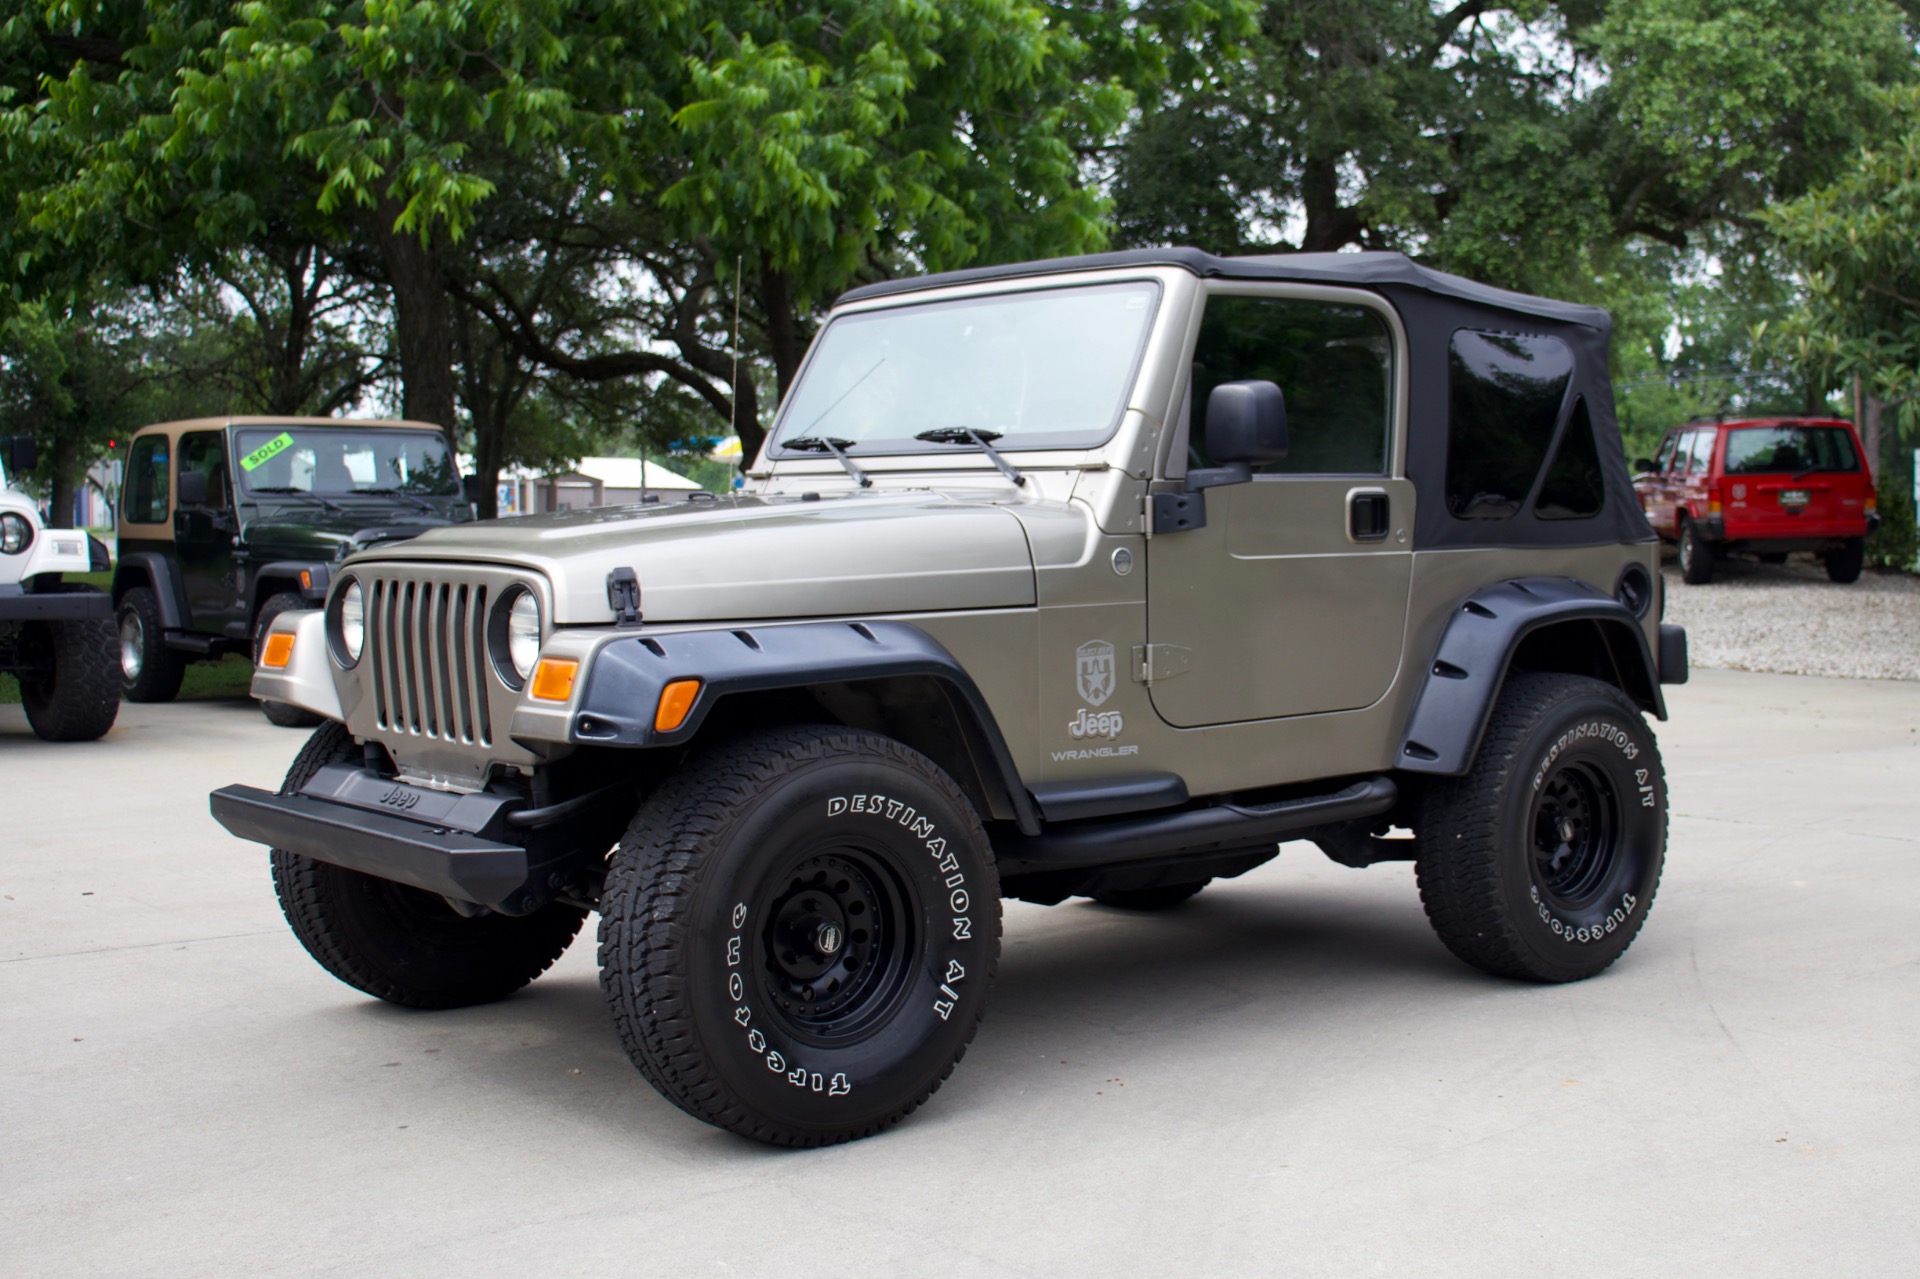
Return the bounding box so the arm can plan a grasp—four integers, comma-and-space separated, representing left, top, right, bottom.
1075, 640, 1115, 707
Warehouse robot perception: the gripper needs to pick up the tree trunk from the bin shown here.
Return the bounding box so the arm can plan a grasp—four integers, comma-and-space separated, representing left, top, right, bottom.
1857, 375, 1884, 483
47, 433, 79, 531
750, 260, 804, 464
379, 208, 457, 429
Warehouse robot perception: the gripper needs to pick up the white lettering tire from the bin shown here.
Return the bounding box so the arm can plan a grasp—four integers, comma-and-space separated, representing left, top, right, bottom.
598, 725, 1001, 1146
1415, 673, 1667, 983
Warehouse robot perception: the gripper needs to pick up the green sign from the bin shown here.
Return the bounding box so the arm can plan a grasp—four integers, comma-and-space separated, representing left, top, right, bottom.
240, 432, 296, 472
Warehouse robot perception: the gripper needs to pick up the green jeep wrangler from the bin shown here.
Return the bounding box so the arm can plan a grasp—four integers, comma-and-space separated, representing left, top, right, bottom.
114, 417, 468, 724
212, 249, 1688, 1146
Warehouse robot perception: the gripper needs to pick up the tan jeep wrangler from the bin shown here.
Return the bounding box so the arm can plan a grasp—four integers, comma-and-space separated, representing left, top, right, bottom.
212, 249, 1688, 1146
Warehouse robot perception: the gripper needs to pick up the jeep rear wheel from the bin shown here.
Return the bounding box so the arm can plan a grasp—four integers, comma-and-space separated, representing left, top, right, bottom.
15, 588, 119, 742
598, 726, 1000, 1146
1824, 537, 1864, 584
1415, 673, 1666, 983
118, 586, 185, 703
253, 591, 322, 727
269, 722, 585, 1009
1678, 519, 1715, 584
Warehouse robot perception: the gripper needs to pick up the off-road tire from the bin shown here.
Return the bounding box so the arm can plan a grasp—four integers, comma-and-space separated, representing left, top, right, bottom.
1415, 673, 1666, 983
1824, 537, 1864, 584
598, 725, 1001, 1147
253, 591, 322, 727
1678, 518, 1715, 584
117, 586, 185, 703
16, 587, 119, 742
269, 722, 585, 1009
1091, 880, 1212, 910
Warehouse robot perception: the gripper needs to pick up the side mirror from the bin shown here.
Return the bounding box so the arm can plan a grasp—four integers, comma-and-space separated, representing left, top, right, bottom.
2, 435, 37, 474
461, 475, 485, 505
1189, 380, 1288, 491
177, 470, 208, 506
1633, 457, 1657, 474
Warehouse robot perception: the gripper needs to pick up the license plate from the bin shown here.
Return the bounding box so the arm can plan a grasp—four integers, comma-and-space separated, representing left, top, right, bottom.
1778, 489, 1809, 508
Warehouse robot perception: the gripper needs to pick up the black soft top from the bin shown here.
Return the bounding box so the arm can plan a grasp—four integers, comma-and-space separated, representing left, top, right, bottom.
840, 248, 1647, 551
837, 247, 1610, 333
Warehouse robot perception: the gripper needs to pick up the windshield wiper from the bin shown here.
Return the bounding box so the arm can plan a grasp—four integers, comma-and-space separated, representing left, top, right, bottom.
915, 428, 1025, 486
248, 487, 346, 515
361, 486, 437, 512
782, 437, 871, 488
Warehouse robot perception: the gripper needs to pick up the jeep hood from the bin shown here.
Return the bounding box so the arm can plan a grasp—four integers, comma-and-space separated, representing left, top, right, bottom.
351, 492, 1038, 623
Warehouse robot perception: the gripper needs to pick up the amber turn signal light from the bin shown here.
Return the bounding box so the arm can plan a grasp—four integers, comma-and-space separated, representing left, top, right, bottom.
529, 657, 579, 702
655, 679, 701, 733
260, 632, 295, 669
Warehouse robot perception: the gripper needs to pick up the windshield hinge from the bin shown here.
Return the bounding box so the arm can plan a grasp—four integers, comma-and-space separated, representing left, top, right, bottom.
607, 567, 643, 628
1132, 643, 1192, 685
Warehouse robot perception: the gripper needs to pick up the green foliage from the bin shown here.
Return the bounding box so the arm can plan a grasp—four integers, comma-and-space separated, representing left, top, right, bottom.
1764, 85, 1920, 432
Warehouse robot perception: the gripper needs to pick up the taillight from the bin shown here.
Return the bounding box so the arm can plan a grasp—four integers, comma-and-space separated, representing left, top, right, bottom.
1866, 492, 1879, 514
1707, 487, 1723, 517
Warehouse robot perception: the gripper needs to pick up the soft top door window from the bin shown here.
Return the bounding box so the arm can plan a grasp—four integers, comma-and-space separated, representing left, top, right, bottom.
1189, 295, 1392, 475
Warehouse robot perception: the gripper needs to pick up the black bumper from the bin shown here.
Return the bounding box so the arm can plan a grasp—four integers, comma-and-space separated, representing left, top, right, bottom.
210, 776, 540, 913
0, 589, 112, 622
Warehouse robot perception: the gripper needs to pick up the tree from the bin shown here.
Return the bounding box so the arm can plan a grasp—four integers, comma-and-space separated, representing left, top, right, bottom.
1106, 0, 1915, 297
1764, 84, 1920, 483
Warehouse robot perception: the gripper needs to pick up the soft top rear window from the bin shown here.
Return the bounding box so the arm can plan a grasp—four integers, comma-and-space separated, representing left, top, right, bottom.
1722, 425, 1860, 476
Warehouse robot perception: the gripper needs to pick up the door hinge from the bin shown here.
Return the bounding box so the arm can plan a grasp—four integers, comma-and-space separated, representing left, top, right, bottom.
1132, 643, 1193, 685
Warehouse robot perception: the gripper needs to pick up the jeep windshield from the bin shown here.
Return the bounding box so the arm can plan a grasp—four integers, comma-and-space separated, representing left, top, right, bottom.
771, 280, 1161, 456
233, 427, 460, 497
1723, 425, 1861, 476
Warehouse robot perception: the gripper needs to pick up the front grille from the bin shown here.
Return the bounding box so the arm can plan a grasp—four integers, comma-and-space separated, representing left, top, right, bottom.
364, 573, 495, 746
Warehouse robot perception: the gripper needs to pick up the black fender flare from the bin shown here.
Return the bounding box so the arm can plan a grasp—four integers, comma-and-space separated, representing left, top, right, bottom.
568, 619, 1041, 835
111, 552, 189, 630
248, 561, 331, 628
1397, 577, 1666, 777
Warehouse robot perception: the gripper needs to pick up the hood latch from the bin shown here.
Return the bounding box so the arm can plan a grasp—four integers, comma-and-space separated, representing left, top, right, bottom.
607, 567, 643, 627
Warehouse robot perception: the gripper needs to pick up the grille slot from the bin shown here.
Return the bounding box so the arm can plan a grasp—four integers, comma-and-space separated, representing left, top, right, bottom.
366, 573, 493, 746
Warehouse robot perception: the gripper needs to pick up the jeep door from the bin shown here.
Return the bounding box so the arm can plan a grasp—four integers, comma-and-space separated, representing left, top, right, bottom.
175, 430, 239, 629
1145, 287, 1413, 727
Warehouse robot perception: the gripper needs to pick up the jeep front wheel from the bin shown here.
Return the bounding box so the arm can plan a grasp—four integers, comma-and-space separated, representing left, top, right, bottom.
1415, 673, 1666, 983
15, 588, 120, 742
270, 722, 586, 1008
118, 586, 185, 703
598, 726, 1001, 1146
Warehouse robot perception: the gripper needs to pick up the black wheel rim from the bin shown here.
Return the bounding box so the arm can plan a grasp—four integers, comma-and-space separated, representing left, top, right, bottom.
1529, 760, 1621, 911
756, 847, 914, 1045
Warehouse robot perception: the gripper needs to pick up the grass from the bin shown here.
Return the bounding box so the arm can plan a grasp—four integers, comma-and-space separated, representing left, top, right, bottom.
1, 570, 257, 705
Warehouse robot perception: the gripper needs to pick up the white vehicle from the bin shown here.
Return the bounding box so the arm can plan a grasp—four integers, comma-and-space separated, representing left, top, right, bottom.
0, 436, 119, 740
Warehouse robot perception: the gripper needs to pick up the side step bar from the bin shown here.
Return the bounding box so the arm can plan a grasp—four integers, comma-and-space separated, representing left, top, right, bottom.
994, 776, 1398, 876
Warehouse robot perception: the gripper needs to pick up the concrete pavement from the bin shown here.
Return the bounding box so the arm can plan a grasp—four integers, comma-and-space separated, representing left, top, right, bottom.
2, 670, 1916, 1277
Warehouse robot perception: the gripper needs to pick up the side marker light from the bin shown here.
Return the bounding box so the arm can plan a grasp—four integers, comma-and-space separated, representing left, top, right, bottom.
260, 633, 295, 669
530, 657, 579, 703
655, 679, 702, 733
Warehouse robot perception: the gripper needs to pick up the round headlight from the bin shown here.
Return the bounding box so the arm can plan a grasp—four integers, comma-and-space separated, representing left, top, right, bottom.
506, 590, 541, 681
1, 511, 32, 555
339, 581, 365, 662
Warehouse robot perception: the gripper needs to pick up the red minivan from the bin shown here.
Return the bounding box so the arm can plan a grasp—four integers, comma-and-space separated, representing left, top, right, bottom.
1634, 417, 1879, 584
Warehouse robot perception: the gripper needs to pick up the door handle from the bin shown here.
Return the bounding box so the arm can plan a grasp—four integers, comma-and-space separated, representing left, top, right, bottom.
1347, 488, 1390, 542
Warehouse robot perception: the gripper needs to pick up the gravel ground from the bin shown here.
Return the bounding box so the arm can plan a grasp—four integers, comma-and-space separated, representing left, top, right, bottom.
1660, 553, 1920, 680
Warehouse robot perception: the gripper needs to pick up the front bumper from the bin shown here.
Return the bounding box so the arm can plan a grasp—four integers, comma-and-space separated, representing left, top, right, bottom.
209, 762, 604, 914
0, 585, 112, 623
